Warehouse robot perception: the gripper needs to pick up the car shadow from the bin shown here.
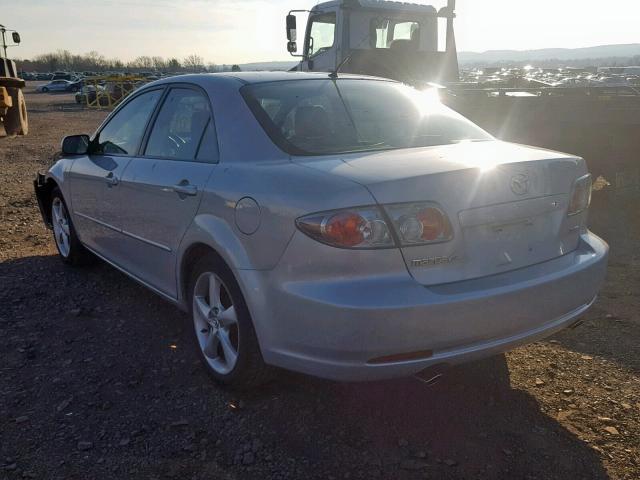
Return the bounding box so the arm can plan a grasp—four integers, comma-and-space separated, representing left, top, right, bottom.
246, 358, 610, 479
0, 254, 610, 479
550, 189, 640, 373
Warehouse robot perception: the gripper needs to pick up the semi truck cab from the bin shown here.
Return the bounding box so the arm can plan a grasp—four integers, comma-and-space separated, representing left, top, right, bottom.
286, 0, 459, 85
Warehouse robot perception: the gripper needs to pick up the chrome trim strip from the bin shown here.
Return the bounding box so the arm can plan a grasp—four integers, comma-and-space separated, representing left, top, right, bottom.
73, 211, 172, 252
82, 244, 181, 306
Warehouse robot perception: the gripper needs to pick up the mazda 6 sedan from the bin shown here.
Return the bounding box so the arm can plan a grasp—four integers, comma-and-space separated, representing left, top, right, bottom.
35, 72, 608, 388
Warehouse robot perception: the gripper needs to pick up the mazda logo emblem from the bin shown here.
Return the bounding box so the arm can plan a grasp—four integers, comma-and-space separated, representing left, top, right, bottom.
510, 174, 530, 195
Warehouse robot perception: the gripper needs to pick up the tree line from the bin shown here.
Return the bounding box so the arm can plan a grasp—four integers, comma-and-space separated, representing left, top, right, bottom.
16, 50, 240, 73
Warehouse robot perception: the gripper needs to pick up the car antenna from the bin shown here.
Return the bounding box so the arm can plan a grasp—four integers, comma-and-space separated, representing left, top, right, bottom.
329, 32, 371, 79
329, 54, 351, 79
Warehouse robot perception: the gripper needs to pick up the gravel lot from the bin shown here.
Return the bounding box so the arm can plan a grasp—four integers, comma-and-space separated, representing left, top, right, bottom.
1, 85, 639, 479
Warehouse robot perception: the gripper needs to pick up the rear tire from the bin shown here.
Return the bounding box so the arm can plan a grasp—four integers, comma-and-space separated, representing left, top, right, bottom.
50, 187, 92, 266
4, 88, 28, 136
188, 254, 272, 389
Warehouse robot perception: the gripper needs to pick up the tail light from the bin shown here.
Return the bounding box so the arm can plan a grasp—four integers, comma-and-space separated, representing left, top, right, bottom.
385, 203, 453, 245
296, 207, 394, 249
568, 174, 592, 216
296, 202, 453, 249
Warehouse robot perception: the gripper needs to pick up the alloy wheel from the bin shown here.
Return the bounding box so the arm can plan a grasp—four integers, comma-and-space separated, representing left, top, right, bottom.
192, 272, 240, 375
52, 197, 71, 257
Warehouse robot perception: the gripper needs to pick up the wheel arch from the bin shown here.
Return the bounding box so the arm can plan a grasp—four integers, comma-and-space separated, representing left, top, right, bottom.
34, 175, 61, 227
35, 155, 72, 225
179, 242, 227, 305
176, 214, 255, 307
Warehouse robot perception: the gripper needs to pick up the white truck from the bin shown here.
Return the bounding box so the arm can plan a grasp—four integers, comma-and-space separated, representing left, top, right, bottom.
285, 0, 459, 85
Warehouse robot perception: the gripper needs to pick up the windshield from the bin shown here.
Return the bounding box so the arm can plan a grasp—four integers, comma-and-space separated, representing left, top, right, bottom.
241, 79, 492, 156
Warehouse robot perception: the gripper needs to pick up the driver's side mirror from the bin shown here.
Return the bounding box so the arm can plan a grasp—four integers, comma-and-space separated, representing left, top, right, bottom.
12, 32, 21, 44
287, 41, 297, 53
286, 14, 297, 41
61, 134, 90, 155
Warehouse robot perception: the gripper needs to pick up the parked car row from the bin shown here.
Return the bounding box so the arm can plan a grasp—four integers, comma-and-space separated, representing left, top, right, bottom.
460, 66, 640, 91
21, 70, 171, 82
20, 71, 100, 81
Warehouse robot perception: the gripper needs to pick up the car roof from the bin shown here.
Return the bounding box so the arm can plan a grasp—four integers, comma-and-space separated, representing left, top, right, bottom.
221, 71, 393, 84
148, 71, 397, 88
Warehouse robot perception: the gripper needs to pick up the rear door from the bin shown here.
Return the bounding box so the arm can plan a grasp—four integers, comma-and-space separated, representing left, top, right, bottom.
68, 88, 163, 258
114, 85, 219, 297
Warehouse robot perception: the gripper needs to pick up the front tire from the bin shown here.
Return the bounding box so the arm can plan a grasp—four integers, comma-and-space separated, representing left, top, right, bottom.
188, 255, 271, 388
50, 188, 91, 265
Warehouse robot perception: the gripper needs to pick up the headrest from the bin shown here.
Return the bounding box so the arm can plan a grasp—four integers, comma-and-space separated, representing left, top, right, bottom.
294, 105, 330, 138
191, 110, 210, 134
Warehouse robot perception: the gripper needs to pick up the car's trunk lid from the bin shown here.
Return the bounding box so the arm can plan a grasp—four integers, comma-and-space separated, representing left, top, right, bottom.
295, 141, 586, 285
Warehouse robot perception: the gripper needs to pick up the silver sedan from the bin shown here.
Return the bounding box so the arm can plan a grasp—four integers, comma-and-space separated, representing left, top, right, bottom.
36, 79, 73, 93
35, 72, 608, 388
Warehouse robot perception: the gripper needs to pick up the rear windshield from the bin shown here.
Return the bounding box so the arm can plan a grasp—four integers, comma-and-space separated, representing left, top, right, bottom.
240, 79, 492, 156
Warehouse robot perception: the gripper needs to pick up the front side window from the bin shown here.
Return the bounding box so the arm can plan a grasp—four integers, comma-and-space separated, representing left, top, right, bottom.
145, 88, 212, 161
242, 79, 492, 156
93, 89, 162, 155
307, 13, 336, 58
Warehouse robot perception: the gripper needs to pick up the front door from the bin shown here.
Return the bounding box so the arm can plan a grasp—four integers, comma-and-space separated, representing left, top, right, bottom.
301, 11, 338, 73
115, 86, 219, 297
68, 88, 163, 258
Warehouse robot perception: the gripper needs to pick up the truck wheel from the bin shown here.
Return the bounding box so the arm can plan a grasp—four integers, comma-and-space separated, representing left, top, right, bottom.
5, 88, 28, 136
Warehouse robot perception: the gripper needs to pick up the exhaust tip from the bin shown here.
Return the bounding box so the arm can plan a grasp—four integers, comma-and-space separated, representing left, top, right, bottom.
413, 363, 450, 386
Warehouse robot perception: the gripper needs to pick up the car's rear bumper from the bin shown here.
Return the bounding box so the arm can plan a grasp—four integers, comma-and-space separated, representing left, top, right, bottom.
240, 231, 608, 382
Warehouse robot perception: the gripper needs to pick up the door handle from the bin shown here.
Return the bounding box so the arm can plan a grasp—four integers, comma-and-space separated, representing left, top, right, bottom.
105, 172, 119, 187
172, 182, 197, 197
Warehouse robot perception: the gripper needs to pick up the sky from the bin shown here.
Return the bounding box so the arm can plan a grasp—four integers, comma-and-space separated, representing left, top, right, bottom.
8, 0, 640, 64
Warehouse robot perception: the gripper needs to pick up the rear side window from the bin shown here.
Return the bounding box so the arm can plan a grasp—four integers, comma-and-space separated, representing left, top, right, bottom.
372, 19, 420, 48
94, 89, 162, 155
145, 88, 212, 161
196, 120, 220, 163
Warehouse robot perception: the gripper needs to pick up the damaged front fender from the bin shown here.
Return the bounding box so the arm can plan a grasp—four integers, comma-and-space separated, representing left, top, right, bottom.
33, 172, 53, 228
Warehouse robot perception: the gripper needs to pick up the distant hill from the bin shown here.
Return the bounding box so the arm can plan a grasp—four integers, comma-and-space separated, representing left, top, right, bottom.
459, 44, 640, 65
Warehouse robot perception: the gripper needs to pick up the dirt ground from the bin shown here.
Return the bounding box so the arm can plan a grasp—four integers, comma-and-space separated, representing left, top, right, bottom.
1, 85, 639, 480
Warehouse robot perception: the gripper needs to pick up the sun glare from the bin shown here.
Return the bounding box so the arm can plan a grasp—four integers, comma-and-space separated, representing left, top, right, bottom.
455, 140, 501, 172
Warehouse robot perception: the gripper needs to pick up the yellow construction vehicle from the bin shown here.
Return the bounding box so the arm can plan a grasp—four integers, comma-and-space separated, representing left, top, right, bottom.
0, 24, 28, 137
